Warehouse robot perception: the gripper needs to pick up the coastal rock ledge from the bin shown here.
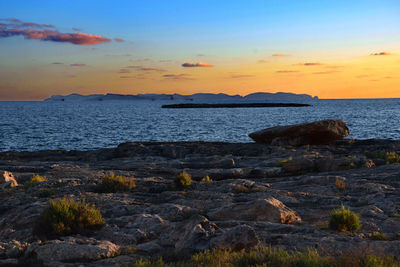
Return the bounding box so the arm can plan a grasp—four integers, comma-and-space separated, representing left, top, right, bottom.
248, 119, 349, 146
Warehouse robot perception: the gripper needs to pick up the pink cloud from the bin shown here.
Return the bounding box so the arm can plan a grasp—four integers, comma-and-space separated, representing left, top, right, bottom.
114, 38, 124, 42
182, 62, 213, 67
298, 62, 323, 66
0, 18, 111, 45
70, 63, 86, 67
231, 74, 255, 78
276, 70, 299, 73
272, 53, 287, 56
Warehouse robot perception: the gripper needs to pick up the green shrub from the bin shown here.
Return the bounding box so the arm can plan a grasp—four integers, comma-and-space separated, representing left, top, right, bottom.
35, 198, 105, 238
175, 171, 192, 188
25, 174, 47, 186
374, 151, 400, 165
275, 157, 293, 167
329, 205, 361, 232
201, 175, 212, 183
370, 232, 388, 240
96, 173, 136, 193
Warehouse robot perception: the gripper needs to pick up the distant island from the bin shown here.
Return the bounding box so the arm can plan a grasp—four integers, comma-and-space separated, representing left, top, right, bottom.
44, 92, 318, 102
162, 103, 311, 108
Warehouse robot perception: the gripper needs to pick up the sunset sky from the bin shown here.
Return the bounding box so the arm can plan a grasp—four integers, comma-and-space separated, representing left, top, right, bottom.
0, 0, 399, 100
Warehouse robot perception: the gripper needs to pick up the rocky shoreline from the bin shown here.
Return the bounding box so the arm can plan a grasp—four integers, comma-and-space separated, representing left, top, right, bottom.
1, 139, 400, 266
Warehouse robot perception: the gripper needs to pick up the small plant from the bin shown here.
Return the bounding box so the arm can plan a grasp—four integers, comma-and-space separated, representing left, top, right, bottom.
38, 188, 55, 198
373, 151, 400, 165
25, 174, 47, 186
275, 157, 293, 167
329, 205, 361, 232
201, 175, 212, 183
174, 171, 192, 188
335, 178, 346, 191
370, 232, 388, 240
393, 213, 400, 218
346, 162, 357, 170
96, 173, 135, 193
34, 198, 105, 238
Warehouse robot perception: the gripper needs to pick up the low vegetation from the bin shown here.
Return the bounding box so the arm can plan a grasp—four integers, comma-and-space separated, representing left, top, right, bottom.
275, 157, 293, 167
34, 198, 105, 238
24, 174, 47, 186
373, 151, 400, 164
329, 205, 361, 232
37, 188, 55, 198
175, 171, 192, 188
370, 232, 388, 240
130, 246, 400, 267
201, 175, 212, 183
95, 173, 136, 193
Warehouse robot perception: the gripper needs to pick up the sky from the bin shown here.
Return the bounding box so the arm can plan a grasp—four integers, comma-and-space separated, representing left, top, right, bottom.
0, 0, 399, 100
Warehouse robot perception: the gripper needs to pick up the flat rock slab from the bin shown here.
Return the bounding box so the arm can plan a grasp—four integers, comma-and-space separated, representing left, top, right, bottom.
249, 119, 349, 146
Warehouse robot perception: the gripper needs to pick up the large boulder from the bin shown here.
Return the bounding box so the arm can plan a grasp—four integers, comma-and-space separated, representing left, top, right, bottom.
0, 171, 18, 188
208, 198, 301, 224
248, 119, 349, 146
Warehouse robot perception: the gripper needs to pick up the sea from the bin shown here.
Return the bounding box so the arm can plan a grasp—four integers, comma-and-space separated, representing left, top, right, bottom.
1, 99, 400, 151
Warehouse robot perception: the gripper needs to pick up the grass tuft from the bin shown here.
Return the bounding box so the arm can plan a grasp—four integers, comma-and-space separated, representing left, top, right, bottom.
370, 232, 388, 240
335, 178, 346, 191
175, 171, 192, 188
275, 157, 293, 167
96, 172, 136, 193
25, 174, 47, 186
34, 198, 105, 239
329, 205, 361, 232
201, 175, 212, 183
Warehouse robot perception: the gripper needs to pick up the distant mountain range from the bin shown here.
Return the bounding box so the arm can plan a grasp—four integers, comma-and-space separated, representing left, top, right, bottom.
45, 92, 318, 102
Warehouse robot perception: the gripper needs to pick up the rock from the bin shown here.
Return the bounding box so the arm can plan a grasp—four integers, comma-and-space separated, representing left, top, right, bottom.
159, 215, 218, 253
210, 225, 260, 250
0, 171, 18, 188
249, 119, 349, 146
26, 238, 120, 263
208, 198, 301, 224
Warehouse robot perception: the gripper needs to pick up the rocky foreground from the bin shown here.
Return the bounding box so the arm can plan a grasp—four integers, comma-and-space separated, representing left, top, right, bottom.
1, 139, 400, 266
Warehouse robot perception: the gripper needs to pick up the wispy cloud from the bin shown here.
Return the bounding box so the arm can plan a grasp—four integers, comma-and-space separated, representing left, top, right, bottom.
0, 18, 111, 45
163, 74, 194, 80
272, 53, 288, 57
298, 62, 323, 66
276, 70, 299, 73
124, 65, 165, 72
118, 69, 131, 73
70, 63, 86, 67
182, 62, 213, 67
231, 74, 255, 78
120, 76, 132, 78
114, 38, 124, 42
51, 62, 64, 65
312, 71, 339, 75
72, 27, 81, 31
257, 59, 268, 63
370, 52, 391, 56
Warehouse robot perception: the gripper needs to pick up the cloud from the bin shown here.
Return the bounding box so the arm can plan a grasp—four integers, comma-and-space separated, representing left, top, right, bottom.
118, 69, 131, 73
196, 54, 206, 57
257, 59, 268, 63
325, 65, 343, 69
114, 38, 124, 42
72, 27, 81, 31
182, 62, 213, 67
276, 70, 299, 73
70, 63, 86, 67
51, 62, 64, 65
124, 65, 165, 72
272, 53, 287, 57
298, 62, 323, 66
312, 71, 339, 75
231, 74, 255, 78
163, 74, 194, 80
120, 76, 132, 78
370, 52, 391, 56
0, 18, 111, 45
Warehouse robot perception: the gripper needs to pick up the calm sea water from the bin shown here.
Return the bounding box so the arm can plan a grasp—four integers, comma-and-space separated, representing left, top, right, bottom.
1, 99, 400, 151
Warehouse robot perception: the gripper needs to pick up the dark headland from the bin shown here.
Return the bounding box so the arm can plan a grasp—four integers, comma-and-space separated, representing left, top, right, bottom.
162, 103, 311, 108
